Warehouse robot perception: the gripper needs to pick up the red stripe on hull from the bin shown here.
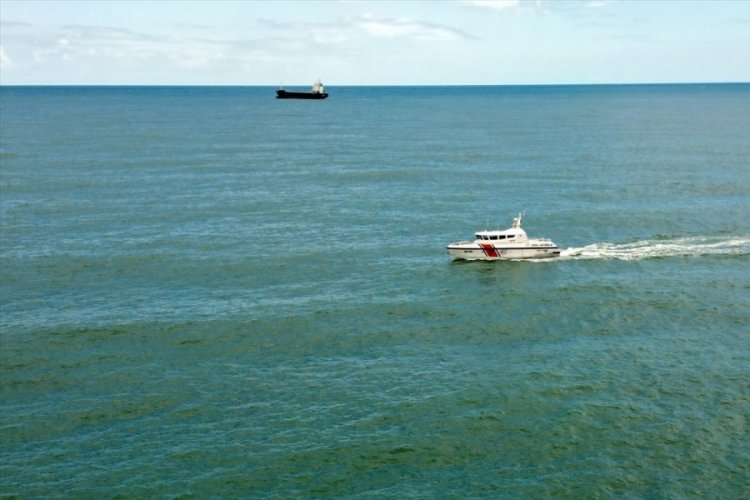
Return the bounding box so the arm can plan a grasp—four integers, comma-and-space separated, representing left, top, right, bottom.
480, 243, 499, 258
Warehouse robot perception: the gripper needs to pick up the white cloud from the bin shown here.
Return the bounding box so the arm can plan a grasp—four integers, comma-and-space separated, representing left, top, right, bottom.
0, 46, 13, 69
469, 0, 521, 12
354, 14, 468, 41
0, 21, 253, 83
588, 0, 616, 8
257, 15, 469, 44
50, 25, 230, 68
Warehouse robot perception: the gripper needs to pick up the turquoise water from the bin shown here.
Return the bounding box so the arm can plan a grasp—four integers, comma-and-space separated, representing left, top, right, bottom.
1, 85, 749, 497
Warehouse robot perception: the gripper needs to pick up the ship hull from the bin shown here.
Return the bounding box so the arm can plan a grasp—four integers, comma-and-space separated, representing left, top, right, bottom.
276, 90, 328, 100
447, 243, 560, 261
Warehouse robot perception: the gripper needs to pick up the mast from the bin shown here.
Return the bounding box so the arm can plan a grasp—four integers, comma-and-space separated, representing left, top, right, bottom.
512, 212, 523, 229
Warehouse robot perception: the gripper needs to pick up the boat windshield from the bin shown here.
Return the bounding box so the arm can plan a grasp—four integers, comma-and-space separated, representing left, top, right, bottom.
477, 234, 510, 240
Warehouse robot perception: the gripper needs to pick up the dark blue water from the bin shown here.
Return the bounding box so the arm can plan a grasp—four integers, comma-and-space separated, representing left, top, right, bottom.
2, 85, 749, 497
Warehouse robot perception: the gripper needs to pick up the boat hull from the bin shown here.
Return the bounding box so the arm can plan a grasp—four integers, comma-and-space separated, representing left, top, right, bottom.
447, 243, 560, 261
276, 90, 328, 100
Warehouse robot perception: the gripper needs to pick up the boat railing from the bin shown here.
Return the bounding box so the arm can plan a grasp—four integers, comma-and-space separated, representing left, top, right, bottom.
531, 238, 556, 245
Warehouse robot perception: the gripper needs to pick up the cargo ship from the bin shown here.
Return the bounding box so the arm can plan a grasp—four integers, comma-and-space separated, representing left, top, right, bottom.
276, 80, 328, 99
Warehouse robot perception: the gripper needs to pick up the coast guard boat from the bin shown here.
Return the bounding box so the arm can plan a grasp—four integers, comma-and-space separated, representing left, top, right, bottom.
447, 213, 560, 261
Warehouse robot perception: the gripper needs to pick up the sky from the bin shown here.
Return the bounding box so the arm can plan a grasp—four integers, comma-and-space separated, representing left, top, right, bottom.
1, 0, 749, 85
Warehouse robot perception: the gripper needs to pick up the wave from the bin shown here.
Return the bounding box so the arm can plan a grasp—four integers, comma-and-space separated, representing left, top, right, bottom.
557, 235, 750, 261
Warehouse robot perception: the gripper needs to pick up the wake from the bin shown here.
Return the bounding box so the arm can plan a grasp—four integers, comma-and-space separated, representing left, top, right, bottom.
557, 235, 750, 261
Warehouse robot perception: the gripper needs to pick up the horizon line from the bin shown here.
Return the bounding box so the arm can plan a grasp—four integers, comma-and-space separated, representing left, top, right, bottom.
1, 81, 748, 88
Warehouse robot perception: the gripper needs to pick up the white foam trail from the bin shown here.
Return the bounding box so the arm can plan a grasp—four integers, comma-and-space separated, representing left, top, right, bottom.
557, 236, 750, 261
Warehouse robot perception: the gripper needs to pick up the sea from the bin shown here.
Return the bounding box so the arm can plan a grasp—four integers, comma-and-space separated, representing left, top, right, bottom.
1, 84, 749, 498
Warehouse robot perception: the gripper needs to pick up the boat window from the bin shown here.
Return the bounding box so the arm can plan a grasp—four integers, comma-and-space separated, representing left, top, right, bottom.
490, 235, 498, 240
498, 235, 506, 240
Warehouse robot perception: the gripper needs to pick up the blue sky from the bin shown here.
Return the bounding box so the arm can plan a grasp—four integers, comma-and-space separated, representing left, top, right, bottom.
1, 0, 749, 85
